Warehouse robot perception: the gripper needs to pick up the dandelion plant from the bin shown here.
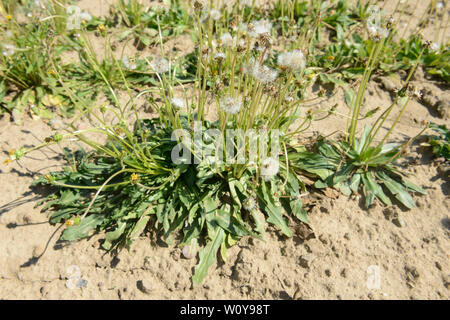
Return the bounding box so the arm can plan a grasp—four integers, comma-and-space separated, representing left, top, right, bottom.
6, 2, 328, 285
292, 9, 428, 209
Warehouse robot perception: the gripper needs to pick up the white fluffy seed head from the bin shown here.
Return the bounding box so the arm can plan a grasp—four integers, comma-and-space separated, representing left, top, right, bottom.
214, 52, 226, 61
277, 50, 306, 71
430, 42, 439, 52
220, 33, 235, 47
248, 19, 272, 38
367, 24, 389, 40
34, 0, 47, 9
244, 58, 278, 84
285, 96, 294, 103
2, 44, 16, 56
209, 9, 221, 21
378, 27, 389, 39
171, 97, 185, 109
257, 65, 278, 83
151, 57, 170, 73
240, 0, 252, 6
243, 196, 257, 211
260, 157, 279, 181
79, 12, 92, 22
122, 56, 136, 70
219, 95, 242, 114
233, 22, 248, 33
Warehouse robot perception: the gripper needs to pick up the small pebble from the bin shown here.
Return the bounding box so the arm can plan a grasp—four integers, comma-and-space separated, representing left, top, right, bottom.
182, 245, 197, 259
435, 261, 442, 271
138, 279, 153, 294
283, 279, 292, 287
22, 215, 32, 224
392, 217, 407, 228
32, 245, 44, 258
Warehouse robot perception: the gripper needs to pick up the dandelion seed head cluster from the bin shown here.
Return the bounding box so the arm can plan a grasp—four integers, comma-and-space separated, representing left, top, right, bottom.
2, 44, 16, 56
219, 95, 242, 114
214, 52, 226, 61
151, 57, 170, 74
248, 19, 272, 38
122, 56, 136, 70
260, 157, 279, 181
277, 50, 306, 71
430, 42, 439, 52
243, 196, 257, 211
79, 12, 92, 22
220, 33, 236, 47
209, 9, 221, 21
171, 97, 185, 109
244, 58, 278, 84
367, 24, 389, 40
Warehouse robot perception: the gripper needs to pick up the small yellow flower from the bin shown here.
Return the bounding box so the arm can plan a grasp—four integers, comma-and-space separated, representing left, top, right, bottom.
65, 219, 74, 227
6, 15, 12, 21
3, 159, 12, 165
48, 69, 56, 76
97, 24, 107, 33
8, 149, 15, 156
307, 73, 314, 80
115, 127, 125, 137
328, 55, 335, 61
130, 173, 139, 182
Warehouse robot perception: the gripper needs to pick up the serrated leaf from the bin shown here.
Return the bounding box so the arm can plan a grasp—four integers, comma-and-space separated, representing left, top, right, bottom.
377, 172, 415, 209
314, 180, 329, 188
257, 184, 292, 237
333, 163, 354, 185
344, 88, 354, 109
220, 236, 228, 262
105, 221, 126, 242
336, 181, 352, 196
192, 228, 224, 286
103, 221, 126, 250
212, 210, 249, 237
129, 212, 151, 240
59, 189, 79, 206
350, 173, 361, 192
250, 210, 266, 236
362, 172, 391, 207
402, 179, 427, 195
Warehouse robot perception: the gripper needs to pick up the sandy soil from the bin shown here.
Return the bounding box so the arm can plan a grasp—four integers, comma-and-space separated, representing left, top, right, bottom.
0, 0, 448, 299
